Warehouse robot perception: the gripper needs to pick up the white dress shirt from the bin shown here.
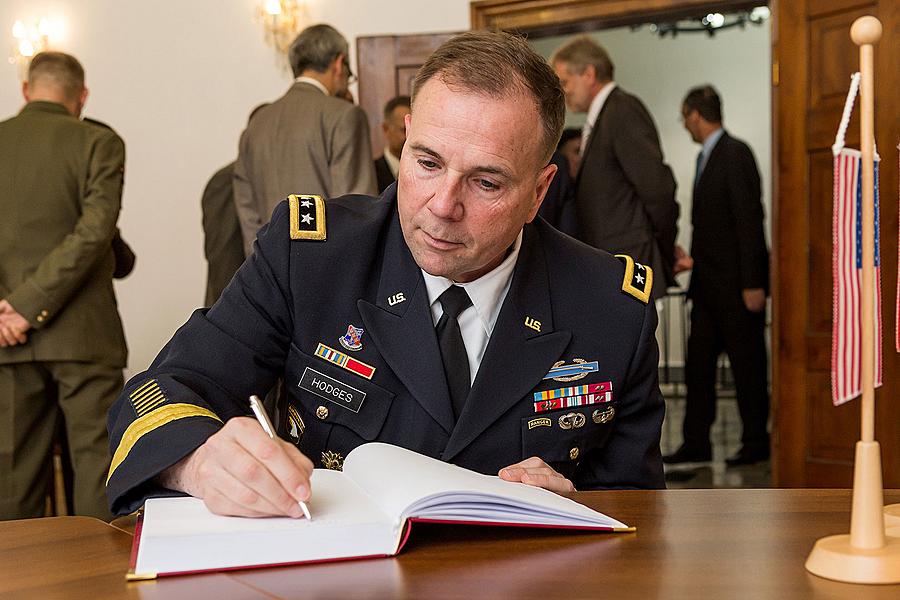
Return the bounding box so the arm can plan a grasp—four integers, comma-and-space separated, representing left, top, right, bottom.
294, 76, 329, 96
580, 81, 617, 154
422, 231, 523, 385
383, 147, 401, 178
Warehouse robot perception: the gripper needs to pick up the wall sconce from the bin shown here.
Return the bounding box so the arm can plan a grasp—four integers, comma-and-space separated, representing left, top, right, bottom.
9, 18, 63, 80
256, 0, 308, 66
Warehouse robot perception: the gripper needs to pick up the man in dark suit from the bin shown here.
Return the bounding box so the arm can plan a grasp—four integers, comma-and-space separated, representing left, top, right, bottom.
552, 37, 678, 299
106, 31, 665, 518
0, 52, 126, 519
233, 24, 376, 255
201, 104, 270, 307
201, 163, 244, 307
374, 96, 411, 193
664, 85, 770, 466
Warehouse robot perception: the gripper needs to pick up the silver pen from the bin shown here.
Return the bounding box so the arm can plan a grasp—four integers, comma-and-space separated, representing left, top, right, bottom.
249, 394, 312, 520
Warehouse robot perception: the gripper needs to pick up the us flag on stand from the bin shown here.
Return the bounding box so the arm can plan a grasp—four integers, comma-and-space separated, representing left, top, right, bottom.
832, 148, 883, 406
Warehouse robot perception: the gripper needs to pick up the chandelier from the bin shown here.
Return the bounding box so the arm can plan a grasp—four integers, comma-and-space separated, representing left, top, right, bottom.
9, 18, 63, 80
256, 0, 307, 58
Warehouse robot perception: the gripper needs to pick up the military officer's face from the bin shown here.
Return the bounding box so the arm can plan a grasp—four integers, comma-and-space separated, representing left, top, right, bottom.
397, 77, 556, 283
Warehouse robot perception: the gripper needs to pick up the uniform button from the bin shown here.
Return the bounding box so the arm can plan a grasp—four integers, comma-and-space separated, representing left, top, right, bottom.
36, 315, 45, 323
40, 310, 49, 317
569, 447, 579, 460
315, 405, 329, 420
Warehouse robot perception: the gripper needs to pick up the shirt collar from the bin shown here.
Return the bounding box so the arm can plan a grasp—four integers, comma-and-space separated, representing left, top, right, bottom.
701, 127, 725, 159
422, 230, 523, 336
294, 76, 329, 96
383, 147, 401, 178
21, 100, 71, 116
585, 81, 617, 129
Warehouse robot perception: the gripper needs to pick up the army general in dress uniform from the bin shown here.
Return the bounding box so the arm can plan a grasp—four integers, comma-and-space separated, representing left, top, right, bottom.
107, 31, 665, 518
1, 52, 126, 520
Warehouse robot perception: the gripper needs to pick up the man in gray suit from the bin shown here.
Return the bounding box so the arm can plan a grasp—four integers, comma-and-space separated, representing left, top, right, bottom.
234, 24, 377, 255
552, 36, 678, 299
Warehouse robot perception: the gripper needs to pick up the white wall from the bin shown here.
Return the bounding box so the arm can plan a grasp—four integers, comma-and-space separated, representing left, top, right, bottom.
532, 23, 772, 366
0, 0, 471, 376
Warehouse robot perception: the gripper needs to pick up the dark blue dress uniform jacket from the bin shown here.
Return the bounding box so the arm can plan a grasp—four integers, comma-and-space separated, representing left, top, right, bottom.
107, 188, 666, 515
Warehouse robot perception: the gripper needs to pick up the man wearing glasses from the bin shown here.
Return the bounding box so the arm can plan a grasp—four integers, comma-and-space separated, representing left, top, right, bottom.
233, 24, 377, 256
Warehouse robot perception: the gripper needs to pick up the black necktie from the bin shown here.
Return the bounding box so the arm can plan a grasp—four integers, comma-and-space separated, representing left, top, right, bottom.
436, 285, 473, 420
693, 150, 705, 189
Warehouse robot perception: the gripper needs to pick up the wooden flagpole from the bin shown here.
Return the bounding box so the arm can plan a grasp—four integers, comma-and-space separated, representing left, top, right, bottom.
805, 16, 900, 584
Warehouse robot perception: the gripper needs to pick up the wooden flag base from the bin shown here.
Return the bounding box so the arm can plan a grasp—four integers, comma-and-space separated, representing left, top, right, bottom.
806, 442, 900, 583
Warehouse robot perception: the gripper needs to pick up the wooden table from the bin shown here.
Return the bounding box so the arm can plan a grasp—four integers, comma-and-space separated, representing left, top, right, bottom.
2, 489, 899, 599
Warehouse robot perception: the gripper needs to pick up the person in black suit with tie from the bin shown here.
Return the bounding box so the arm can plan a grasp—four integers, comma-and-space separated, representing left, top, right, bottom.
664, 85, 770, 466
374, 96, 411, 193
551, 36, 678, 299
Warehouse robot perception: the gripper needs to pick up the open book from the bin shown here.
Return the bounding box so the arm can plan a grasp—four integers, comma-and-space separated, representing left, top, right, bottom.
129, 442, 632, 579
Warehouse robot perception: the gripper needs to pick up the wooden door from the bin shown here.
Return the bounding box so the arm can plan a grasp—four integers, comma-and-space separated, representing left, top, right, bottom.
356, 33, 459, 158
773, 0, 900, 486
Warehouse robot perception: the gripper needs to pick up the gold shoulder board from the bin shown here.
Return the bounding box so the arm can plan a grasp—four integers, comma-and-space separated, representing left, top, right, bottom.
615, 254, 652, 304
289, 194, 326, 241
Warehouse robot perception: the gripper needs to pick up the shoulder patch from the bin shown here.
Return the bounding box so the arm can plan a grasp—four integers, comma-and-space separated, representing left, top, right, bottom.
289, 194, 326, 241
615, 254, 652, 304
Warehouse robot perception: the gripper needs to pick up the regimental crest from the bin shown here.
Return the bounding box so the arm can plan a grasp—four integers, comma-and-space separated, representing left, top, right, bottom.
339, 325, 364, 351
615, 254, 653, 304
288, 194, 326, 241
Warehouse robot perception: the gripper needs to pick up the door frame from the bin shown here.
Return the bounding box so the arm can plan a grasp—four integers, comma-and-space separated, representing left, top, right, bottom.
470, 0, 786, 481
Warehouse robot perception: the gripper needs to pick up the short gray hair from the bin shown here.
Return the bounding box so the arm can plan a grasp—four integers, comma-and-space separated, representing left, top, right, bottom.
550, 35, 615, 82
28, 51, 85, 100
288, 24, 349, 78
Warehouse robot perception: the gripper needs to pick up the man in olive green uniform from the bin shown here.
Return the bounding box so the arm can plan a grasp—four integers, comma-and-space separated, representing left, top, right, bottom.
0, 52, 126, 520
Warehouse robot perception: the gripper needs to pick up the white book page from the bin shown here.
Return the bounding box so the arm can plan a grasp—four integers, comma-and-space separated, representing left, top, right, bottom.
342, 443, 626, 529
136, 470, 398, 575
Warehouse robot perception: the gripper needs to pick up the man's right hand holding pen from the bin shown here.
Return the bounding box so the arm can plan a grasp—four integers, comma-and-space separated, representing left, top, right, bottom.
156, 417, 314, 518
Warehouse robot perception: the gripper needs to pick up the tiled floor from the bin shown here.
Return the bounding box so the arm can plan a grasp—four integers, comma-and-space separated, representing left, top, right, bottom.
659, 381, 771, 489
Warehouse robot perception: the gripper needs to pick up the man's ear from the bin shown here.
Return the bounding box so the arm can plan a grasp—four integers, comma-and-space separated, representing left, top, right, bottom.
22, 81, 30, 102
334, 54, 346, 75
526, 161, 558, 223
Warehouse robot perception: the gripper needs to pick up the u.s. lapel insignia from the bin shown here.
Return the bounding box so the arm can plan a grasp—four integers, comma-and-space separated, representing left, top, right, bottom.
289, 194, 326, 241
321, 450, 344, 471
544, 358, 600, 382
287, 404, 305, 443
387, 292, 406, 306
315, 343, 376, 379
339, 324, 364, 351
615, 254, 652, 304
524, 316, 541, 332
